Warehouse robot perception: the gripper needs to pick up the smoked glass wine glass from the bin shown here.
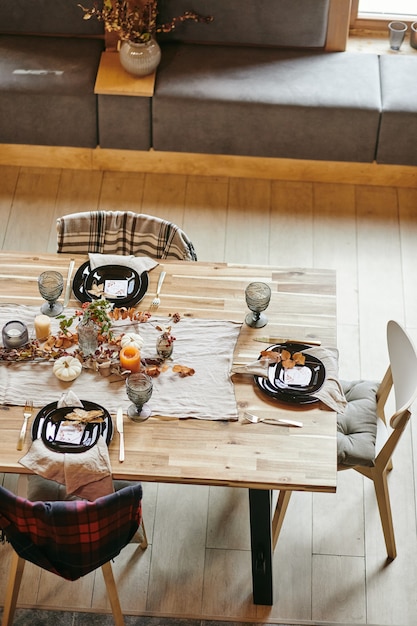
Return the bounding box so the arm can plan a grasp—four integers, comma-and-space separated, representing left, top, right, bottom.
38, 271, 64, 317
245, 282, 271, 328
126, 372, 153, 422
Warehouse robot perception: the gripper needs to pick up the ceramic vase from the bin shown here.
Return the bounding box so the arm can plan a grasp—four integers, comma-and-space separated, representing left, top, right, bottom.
119, 38, 161, 77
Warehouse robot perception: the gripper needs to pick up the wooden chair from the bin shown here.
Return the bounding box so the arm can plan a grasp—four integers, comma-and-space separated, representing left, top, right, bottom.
56, 210, 197, 261
272, 320, 417, 560
0, 482, 143, 626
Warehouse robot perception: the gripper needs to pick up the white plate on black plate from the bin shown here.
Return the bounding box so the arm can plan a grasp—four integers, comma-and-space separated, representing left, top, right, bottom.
31, 400, 113, 453
255, 342, 326, 405
72, 261, 148, 306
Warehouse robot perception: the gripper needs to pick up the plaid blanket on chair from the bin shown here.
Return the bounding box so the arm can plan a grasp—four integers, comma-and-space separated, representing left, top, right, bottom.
0, 483, 142, 581
57, 211, 197, 261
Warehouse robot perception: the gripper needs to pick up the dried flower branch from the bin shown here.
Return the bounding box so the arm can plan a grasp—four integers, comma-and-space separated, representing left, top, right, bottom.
78, 0, 213, 44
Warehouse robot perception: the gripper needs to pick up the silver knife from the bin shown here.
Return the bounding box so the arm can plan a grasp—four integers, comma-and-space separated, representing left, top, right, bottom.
253, 337, 321, 346
116, 407, 124, 463
63, 258, 75, 307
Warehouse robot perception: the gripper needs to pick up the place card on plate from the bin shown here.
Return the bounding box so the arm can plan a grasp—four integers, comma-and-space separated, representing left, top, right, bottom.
104, 279, 128, 298
55, 421, 86, 444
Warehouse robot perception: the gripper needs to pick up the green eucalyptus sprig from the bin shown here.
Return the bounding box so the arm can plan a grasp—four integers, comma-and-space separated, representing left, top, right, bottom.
58, 297, 114, 338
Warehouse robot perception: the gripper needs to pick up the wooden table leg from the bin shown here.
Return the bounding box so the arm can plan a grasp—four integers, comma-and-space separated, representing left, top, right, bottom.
248, 488, 273, 605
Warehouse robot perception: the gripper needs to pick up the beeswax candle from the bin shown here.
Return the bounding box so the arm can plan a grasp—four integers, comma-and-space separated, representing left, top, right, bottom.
120, 345, 141, 372
34, 314, 51, 340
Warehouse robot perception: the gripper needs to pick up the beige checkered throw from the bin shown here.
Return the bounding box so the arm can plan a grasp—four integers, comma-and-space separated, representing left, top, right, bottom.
57, 211, 197, 261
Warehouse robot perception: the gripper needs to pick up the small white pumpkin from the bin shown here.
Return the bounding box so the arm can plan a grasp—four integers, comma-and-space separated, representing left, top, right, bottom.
53, 355, 82, 382
120, 332, 144, 350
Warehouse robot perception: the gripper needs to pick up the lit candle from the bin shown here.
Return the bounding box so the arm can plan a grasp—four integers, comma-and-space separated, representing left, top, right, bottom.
2, 321, 29, 348
120, 345, 141, 372
34, 314, 51, 340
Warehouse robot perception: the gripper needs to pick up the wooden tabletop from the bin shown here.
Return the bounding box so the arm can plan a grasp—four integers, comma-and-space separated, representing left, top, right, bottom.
0, 252, 337, 493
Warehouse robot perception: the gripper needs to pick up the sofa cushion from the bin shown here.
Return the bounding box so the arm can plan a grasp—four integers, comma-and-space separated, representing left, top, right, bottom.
157, 0, 329, 48
0, 0, 103, 36
153, 44, 381, 162
337, 380, 379, 468
376, 55, 417, 166
0, 35, 103, 147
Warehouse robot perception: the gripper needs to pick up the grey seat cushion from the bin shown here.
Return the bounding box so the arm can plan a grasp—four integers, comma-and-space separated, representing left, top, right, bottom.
337, 380, 379, 467
0, 35, 103, 147
376, 55, 417, 166
153, 45, 381, 162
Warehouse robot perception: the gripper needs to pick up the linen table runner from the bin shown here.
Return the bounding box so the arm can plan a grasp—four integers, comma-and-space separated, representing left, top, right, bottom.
0, 305, 241, 420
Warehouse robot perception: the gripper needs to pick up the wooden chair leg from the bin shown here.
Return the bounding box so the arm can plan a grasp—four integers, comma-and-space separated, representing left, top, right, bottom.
272, 490, 292, 550
139, 519, 148, 550
2, 551, 25, 626
101, 561, 125, 626
373, 469, 396, 560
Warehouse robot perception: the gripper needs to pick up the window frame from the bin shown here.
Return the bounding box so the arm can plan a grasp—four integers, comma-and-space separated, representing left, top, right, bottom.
350, 0, 417, 31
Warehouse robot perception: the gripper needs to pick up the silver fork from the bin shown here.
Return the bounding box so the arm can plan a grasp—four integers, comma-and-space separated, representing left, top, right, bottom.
150, 271, 166, 310
17, 400, 33, 450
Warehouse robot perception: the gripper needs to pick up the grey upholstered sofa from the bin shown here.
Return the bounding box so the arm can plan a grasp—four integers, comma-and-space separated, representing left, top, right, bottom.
0, 0, 104, 148
1, 0, 416, 166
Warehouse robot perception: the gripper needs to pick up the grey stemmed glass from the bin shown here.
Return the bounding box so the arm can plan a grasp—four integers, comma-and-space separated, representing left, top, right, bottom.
38, 271, 64, 317
126, 372, 153, 422
245, 281, 271, 328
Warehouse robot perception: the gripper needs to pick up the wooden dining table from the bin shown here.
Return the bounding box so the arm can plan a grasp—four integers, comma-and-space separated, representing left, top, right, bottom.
0, 251, 337, 606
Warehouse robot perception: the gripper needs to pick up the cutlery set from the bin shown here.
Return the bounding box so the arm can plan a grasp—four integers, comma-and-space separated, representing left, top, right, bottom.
150, 270, 166, 310
117, 407, 124, 462
253, 337, 321, 346
17, 400, 33, 450
242, 411, 303, 428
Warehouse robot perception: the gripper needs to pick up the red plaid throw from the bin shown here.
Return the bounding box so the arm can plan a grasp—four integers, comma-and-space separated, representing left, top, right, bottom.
0, 483, 142, 581
57, 210, 197, 261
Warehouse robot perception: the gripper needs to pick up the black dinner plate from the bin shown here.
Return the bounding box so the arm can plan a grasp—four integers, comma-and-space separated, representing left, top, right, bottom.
255, 343, 326, 405
72, 261, 148, 306
31, 400, 113, 453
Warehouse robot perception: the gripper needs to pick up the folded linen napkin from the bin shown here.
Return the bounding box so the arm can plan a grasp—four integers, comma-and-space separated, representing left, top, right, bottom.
303, 346, 347, 413
57, 389, 83, 409
20, 437, 113, 500
19, 390, 113, 500
89, 253, 158, 274
231, 358, 270, 378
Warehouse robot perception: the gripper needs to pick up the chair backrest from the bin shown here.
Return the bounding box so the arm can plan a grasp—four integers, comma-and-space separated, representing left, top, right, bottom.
0, 483, 142, 581
387, 320, 417, 428
374, 321, 417, 463
57, 211, 197, 261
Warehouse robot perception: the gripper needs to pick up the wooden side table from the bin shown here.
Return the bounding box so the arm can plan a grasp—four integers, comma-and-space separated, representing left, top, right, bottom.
94, 51, 156, 97
94, 51, 154, 150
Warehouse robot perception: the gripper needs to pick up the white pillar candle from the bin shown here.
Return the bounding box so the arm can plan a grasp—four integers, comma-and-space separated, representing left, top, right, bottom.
34, 314, 51, 340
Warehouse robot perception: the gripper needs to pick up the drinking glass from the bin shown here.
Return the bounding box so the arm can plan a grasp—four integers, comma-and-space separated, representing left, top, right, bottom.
126, 372, 153, 421
388, 21, 407, 50
245, 282, 271, 328
38, 271, 64, 316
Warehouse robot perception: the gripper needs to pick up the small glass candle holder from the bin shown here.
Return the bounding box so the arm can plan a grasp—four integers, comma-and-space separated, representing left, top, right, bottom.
78, 319, 99, 356
2, 321, 29, 349
156, 334, 174, 359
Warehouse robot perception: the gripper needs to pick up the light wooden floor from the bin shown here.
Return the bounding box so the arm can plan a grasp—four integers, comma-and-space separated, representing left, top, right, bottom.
1, 164, 417, 625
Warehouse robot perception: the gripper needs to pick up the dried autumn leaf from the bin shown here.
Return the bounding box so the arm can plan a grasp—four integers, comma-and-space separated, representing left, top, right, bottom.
172, 364, 195, 377
292, 352, 305, 365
